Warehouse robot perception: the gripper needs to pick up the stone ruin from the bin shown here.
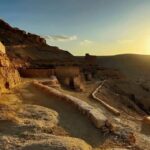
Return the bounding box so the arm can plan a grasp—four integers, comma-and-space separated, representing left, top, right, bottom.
19, 66, 85, 92
82, 53, 98, 81
55, 66, 85, 92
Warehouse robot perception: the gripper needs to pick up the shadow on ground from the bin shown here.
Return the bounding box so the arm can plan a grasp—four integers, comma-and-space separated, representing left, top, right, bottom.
141, 123, 150, 135
16, 83, 109, 147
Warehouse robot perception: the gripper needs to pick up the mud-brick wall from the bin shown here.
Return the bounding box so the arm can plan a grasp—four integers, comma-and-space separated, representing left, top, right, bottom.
55, 66, 80, 78
19, 69, 55, 78
19, 66, 84, 91
55, 66, 84, 91
19, 66, 80, 78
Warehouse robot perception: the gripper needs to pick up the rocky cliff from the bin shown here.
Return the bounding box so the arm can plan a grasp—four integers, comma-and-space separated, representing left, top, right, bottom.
0, 41, 6, 53
0, 19, 76, 68
0, 42, 20, 93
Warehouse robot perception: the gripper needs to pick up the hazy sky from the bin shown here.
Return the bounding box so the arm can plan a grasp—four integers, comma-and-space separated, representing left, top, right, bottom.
1, 0, 150, 56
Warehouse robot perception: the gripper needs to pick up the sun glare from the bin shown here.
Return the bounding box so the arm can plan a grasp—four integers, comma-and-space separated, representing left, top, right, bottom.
145, 37, 150, 54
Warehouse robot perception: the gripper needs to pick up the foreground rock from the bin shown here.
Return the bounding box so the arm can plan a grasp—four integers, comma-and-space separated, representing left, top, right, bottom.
21, 134, 92, 150
0, 103, 92, 150
19, 105, 59, 129
0, 134, 92, 150
0, 42, 20, 93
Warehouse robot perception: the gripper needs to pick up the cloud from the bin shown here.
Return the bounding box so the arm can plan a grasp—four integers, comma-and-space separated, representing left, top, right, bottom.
43, 35, 77, 42
80, 40, 93, 45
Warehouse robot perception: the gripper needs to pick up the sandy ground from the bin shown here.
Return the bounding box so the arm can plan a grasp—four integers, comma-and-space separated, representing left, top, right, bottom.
0, 78, 150, 149
60, 80, 150, 150
15, 82, 106, 147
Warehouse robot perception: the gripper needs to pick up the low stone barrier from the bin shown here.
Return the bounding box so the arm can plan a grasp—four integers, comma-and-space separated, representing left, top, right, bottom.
32, 81, 109, 129
92, 81, 120, 116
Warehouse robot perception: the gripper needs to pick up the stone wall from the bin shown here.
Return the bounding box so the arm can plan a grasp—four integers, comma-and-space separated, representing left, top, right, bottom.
55, 66, 80, 78
19, 69, 55, 78
19, 66, 85, 91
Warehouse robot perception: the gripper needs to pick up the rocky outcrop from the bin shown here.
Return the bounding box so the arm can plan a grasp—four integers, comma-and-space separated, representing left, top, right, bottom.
0, 19, 46, 46
0, 19, 76, 68
0, 41, 5, 53
0, 42, 20, 93
20, 66, 85, 91
0, 102, 92, 150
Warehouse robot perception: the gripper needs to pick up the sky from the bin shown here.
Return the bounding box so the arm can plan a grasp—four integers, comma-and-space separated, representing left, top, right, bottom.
1, 0, 150, 56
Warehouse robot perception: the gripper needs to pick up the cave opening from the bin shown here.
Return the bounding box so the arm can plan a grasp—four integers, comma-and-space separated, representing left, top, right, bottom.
5, 82, 10, 89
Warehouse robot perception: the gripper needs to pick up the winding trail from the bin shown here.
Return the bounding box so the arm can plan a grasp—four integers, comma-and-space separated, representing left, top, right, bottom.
15, 82, 108, 147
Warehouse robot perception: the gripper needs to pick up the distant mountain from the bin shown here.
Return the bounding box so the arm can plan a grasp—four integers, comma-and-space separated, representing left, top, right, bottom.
97, 54, 150, 80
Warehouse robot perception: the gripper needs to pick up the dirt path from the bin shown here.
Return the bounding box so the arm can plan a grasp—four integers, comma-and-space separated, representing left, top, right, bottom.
15, 82, 108, 148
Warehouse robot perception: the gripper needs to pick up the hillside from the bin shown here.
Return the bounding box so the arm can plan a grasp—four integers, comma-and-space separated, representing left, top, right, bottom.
0, 19, 75, 68
97, 54, 150, 80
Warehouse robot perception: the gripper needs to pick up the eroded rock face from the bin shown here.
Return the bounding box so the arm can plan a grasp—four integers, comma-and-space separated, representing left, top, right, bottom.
0, 19, 46, 46
0, 19, 76, 68
0, 42, 21, 93
0, 42, 5, 53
